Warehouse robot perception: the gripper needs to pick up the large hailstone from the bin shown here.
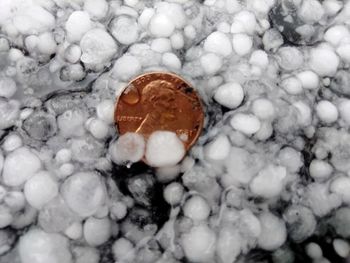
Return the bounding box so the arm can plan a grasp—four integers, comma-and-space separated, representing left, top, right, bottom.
145, 131, 185, 167
2, 147, 41, 187
61, 172, 106, 217
80, 29, 118, 68
181, 224, 216, 262
19, 229, 72, 263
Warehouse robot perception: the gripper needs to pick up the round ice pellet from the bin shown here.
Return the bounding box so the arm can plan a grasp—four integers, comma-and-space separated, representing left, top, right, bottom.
163, 182, 184, 206
2, 134, 22, 152
65, 11, 92, 43
151, 38, 171, 53
252, 98, 275, 120
316, 100, 338, 123
162, 52, 181, 69
281, 77, 303, 95
83, 217, 111, 246
55, 149, 72, 164
214, 82, 244, 109
24, 171, 59, 209
64, 222, 83, 240
149, 13, 175, 38
145, 131, 185, 167
296, 70, 319, 90
232, 33, 252, 56
96, 100, 114, 124
230, 113, 261, 136
109, 132, 145, 164
170, 32, 184, 49
110, 16, 139, 45
112, 238, 135, 262
200, 53, 223, 75
183, 195, 210, 221
88, 118, 109, 140
0, 77, 17, 99
111, 55, 141, 81
309, 47, 339, 76
309, 159, 333, 180
333, 239, 350, 258
204, 31, 232, 57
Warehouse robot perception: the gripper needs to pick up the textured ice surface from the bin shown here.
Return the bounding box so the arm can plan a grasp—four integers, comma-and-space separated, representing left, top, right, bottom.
0, 0, 350, 263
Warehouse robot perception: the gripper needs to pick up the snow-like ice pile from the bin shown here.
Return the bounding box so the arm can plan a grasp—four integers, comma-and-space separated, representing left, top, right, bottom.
1, 0, 350, 262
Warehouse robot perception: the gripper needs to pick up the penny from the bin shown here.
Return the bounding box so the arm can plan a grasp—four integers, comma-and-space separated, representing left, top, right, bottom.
115, 72, 205, 153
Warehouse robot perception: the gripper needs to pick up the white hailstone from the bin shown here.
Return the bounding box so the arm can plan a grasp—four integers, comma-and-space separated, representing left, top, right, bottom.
250, 165, 287, 198
55, 149, 72, 164
338, 100, 350, 125
64, 222, 83, 240
87, 118, 109, 139
19, 229, 72, 263
8, 48, 24, 62
61, 172, 106, 217
156, 165, 181, 182
337, 44, 350, 63
170, 32, 184, 49
258, 212, 287, 251
0, 205, 13, 228
2, 133, 22, 152
181, 225, 216, 262
138, 8, 155, 28
0, 77, 17, 98
151, 38, 171, 53
24, 171, 59, 209
112, 238, 136, 262
84, 0, 108, 20
249, 50, 269, 68
231, 10, 257, 35
230, 113, 261, 136
204, 134, 231, 161
64, 44, 82, 64
110, 16, 139, 45
216, 227, 241, 263
252, 98, 275, 120
111, 201, 127, 220
58, 109, 86, 138
162, 52, 182, 69
293, 101, 312, 126
324, 25, 350, 47
5, 191, 25, 212
200, 53, 223, 75
217, 22, 231, 33
309, 160, 333, 180
333, 239, 350, 258
125, 0, 139, 7
183, 195, 211, 221
316, 100, 339, 123
37, 32, 56, 55
25, 35, 38, 52
109, 133, 145, 164
232, 33, 253, 56
281, 76, 303, 95
111, 55, 141, 81
65, 11, 92, 43
306, 242, 323, 259
163, 182, 184, 206
149, 13, 175, 38
298, 0, 325, 24
2, 147, 41, 187
80, 29, 117, 67
0, 99, 20, 130
323, 0, 343, 16
214, 82, 244, 109
204, 31, 233, 57
330, 177, 350, 204
96, 100, 114, 124
309, 47, 339, 76
59, 163, 75, 178
277, 46, 304, 71
145, 131, 185, 167
184, 25, 196, 39
155, 2, 187, 29
0, 38, 10, 52
84, 217, 111, 246
296, 70, 319, 90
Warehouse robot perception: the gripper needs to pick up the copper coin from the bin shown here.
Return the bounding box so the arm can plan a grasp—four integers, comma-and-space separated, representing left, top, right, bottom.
114, 72, 205, 151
